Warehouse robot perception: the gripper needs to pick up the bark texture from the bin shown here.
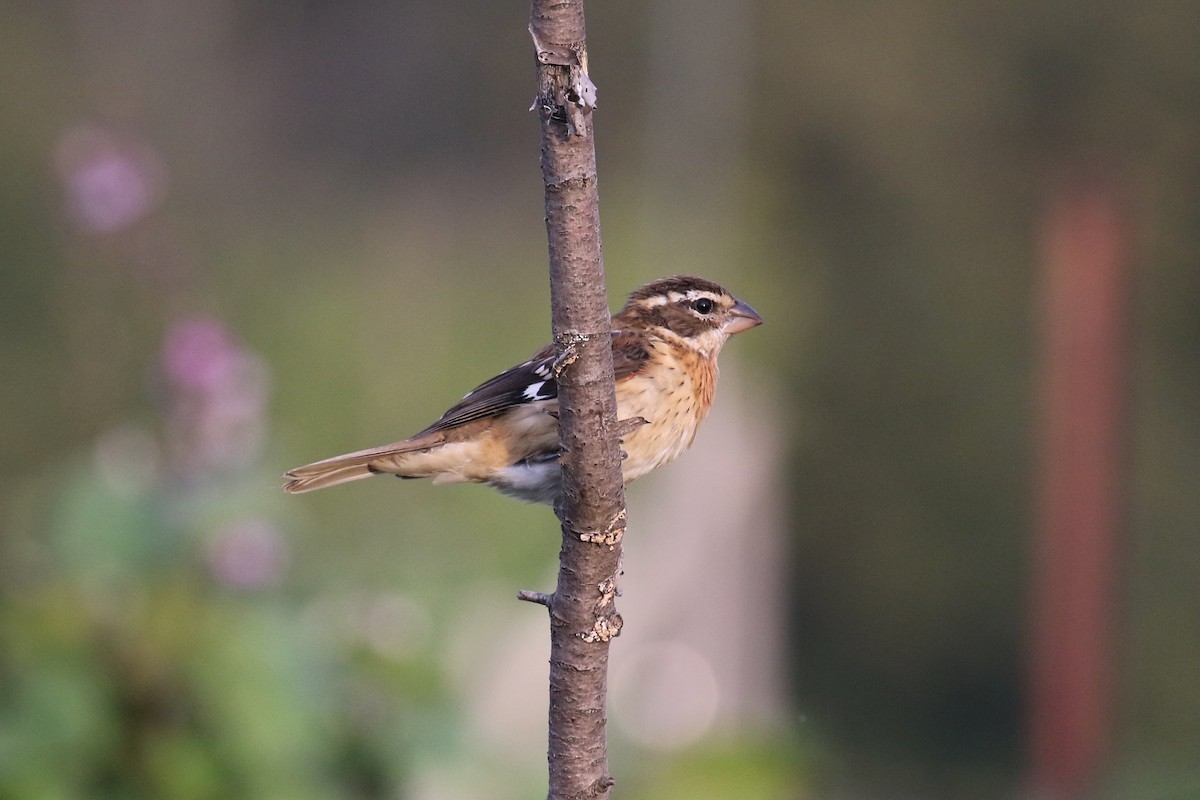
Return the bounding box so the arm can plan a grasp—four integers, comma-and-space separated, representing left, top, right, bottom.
527, 2, 626, 798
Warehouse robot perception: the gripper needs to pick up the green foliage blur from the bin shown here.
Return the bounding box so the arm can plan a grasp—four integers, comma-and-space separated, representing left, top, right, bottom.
2, 2, 1199, 799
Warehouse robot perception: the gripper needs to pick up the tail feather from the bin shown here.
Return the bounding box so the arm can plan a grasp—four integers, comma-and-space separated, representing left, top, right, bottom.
283, 463, 380, 493
283, 435, 445, 494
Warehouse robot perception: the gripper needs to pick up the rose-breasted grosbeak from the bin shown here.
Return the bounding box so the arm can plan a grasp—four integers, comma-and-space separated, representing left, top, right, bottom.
284, 275, 762, 504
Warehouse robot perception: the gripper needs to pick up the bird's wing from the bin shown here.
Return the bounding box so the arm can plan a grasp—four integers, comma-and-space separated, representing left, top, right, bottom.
416, 344, 558, 435
417, 331, 652, 436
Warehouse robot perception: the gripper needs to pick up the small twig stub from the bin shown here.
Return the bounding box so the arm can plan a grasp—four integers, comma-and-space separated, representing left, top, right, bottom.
517, 589, 553, 607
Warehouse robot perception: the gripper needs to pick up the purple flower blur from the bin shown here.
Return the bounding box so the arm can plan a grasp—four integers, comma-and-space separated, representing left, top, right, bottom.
55, 124, 165, 234
162, 318, 239, 393
161, 317, 270, 479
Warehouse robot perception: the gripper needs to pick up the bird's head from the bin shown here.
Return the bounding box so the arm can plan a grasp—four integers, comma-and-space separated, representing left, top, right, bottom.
617, 275, 763, 356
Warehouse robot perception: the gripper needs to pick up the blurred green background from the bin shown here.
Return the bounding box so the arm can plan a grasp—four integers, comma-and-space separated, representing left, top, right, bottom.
2, 2, 1198, 798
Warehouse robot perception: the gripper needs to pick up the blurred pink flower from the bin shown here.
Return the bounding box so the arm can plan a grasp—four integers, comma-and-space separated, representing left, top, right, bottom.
162, 317, 239, 393
55, 124, 166, 234
161, 317, 271, 477
206, 519, 288, 590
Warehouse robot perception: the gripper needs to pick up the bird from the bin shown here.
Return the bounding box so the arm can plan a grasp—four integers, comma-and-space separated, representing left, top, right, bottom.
283, 275, 762, 504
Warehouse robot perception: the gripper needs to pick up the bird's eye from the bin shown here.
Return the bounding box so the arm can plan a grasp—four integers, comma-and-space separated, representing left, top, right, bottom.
691, 297, 715, 315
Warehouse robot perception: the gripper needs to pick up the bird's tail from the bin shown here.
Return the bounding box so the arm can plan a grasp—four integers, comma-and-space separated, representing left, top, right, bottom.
283, 462, 380, 493
282, 439, 434, 494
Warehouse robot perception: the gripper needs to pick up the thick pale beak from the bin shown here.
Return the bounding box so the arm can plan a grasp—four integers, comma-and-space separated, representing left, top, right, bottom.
724, 298, 763, 334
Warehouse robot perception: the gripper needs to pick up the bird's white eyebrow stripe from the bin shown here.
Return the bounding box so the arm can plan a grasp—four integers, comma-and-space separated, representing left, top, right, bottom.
642, 290, 720, 307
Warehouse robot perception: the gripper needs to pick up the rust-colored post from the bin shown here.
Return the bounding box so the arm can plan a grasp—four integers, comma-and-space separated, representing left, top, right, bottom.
1028, 173, 1130, 799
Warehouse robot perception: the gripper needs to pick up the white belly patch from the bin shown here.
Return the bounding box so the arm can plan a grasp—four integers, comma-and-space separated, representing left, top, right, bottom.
490, 457, 562, 505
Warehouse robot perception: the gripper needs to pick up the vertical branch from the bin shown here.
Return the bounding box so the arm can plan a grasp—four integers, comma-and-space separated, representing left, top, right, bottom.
526, 1, 625, 799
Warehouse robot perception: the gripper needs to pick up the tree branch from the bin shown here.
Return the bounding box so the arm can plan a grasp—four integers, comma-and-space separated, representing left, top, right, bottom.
528, 1, 626, 798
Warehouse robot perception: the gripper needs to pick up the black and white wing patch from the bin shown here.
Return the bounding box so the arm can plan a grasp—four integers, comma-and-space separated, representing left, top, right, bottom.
417, 345, 559, 435
415, 331, 653, 437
